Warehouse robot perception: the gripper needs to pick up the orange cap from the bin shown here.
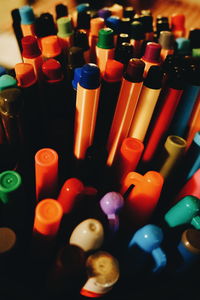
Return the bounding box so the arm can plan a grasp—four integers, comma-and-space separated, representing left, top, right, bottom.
90, 17, 105, 36
35, 148, 58, 201
33, 198, 63, 236
104, 59, 124, 82
15, 63, 36, 87
57, 178, 85, 214
41, 35, 62, 58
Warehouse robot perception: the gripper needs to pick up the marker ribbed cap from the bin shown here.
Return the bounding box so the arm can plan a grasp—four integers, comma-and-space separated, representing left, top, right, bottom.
79, 63, 100, 89
57, 16, 73, 37
97, 28, 114, 49
19, 5, 35, 25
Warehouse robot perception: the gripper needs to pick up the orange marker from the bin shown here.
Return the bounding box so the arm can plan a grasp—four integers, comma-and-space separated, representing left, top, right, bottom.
57, 178, 85, 214
74, 64, 101, 160
115, 137, 144, 186
21, 35, 43, 82
19, 5, 35, 36
89, 17, 105, 63
109, 4, 123, 18
96, 28, 115, 75
106, 58, 145, 167
35, 148, 58, 201
121, 171, 164, 226
41, 35, 64, 66
186, 94, 200, 150
141, 42, 161, 78
171, 13, 186, 39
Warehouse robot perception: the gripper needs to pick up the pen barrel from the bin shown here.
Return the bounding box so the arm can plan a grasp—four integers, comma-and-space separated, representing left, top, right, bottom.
128, 86, 161, 142
95, 47, 115, 75
74, 84, 100, 160
21, 24, 35, 36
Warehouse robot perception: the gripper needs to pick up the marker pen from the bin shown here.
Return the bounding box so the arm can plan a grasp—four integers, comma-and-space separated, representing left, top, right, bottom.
77, 10, 91, 36
185, 94, 200, 149
97, 8, 111, 20
142, 66, 185, 164
55, 3, 68, 20
156, 19, 170, 39
123, 6, 135, 19
175, 169, 200, 202
141, 42, 161, 77
41, 35, 65, 67
35, 148, 58, 202
164, 195, 200, 230
74, 63, 101, 160
74, 29, 90, 63
96, 28, 115, 75
105, 16, 121, 46
106, 58, 145, 167
89, 17, 105, 63
157, 135, 187, 180
170, 13, 186, 39
21, 35, 44, 82
169, 59, 200, 137
115, 42, 134, 67
32, 198, 63, 260
120, 17, 132, 35
130, 21, 145, 58
69, 218, 104, 252
159, 31, 175, 61
140, 15, 154, 41
80, 251, 119, 297
0, 75, 17, 91
120, 171, 164, 226
57, 16, 74, 52
115, 137, 144, 185
109, 3, 123, 18
35, 13, 57, 49
19, 5, 35, 37
116, 33, 130, 49
128, 65, 162, 142
175, 37, 191, 56
11, 8, 23, 53
71, 3, 90, 29
94, 59, 124, 147
66, 46, 85, 83
189, 28, 200, 57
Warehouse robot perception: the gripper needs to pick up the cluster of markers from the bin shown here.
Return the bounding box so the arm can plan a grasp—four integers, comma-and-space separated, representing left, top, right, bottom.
0, 1, 200, 298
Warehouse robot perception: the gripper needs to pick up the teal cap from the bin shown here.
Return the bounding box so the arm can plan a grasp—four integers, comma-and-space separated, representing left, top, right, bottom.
0, 171, 22, 204
164, 195, 200, 229
0, 75, 17, 91
57, 16, 74, 37
176, 37, 191, 55
97, 28, 114, 49
19, 5, 35, 25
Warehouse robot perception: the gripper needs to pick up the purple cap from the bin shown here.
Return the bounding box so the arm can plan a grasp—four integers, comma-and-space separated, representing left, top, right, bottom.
98, 8, 112, 20
142, 42, 161, 63
100, 192, 124, 217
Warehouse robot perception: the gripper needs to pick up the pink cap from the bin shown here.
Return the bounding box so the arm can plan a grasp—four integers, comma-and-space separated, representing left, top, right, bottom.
142, 42, 161, 63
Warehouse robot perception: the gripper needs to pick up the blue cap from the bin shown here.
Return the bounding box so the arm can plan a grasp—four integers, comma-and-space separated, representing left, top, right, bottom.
19, 5, 35, 25
194, 131, 200, 146
0, 75, 17, 91
0, 67, 6, 77
106, 16, 121, 34
72, 67, 82, 90
176, 37, 191, 55
79, 64, 100, 89
76, 3, 90, 13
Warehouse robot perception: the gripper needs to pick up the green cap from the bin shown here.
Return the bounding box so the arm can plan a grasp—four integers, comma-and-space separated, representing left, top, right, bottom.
192, 48, 200, 58
0, 75, 17, 91
0, 171, 22, 204
97, 28, 114, 49
57, 16, 74, 37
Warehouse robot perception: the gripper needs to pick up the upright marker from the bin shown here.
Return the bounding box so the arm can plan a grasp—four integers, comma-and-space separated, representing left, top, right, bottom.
159, 31, 175, 61
140, 14, 154, 41
130, 21, 145, 58
89, 17, 105, 63
66, 46, 85, 82
123, 6, 135, 19
77, 11, 91, 36
109, 3, 123, 18
189, 28, 200, 57
105, 16, 121, 46
74, 29, 90, 63
175, 37, 191, 56
115, 42, 134, 67
41, 35, 65, 67
141, 42, 161, 77
170, 13, 186, 39
98, 8, 111, 20
0, 75, 17, 91
55, 3, 68, 20
19, 5, 35, 36
57, 16, 74, 53
35, 13, 57, 49
11, 8, 23, 53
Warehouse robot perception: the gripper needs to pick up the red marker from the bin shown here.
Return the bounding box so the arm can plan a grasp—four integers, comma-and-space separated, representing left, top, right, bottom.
170, 13, 186, 39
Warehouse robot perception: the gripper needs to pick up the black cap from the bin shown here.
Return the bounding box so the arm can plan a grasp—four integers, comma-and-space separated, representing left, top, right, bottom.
156, 16, 169, 23
140, 15, 153, 33
124, 58, 145, 82
55, 3, 68, 19
189, 28, 200, 49
11, 8, 21, 24
120, 17, 132, 35
184, 57, 200, 85
144, 66, 163, 89
77, 11, 91, 30
131, 21, 145, 40
123, 6, 135, 19
115, 42, 134, 65
67, 47, 85, 68
156, 20, 170, 37
74, 30, 90, 51
35, 13, 56, 37
168, 66, 186, 89
116, 33, 130, 49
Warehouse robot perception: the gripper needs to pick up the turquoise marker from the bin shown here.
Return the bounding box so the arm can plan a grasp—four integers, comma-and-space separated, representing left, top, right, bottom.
0, 75, 17, 91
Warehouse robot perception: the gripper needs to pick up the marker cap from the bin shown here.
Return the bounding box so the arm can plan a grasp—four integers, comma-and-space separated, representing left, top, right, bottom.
0, 88, 23, 116
0, 67, 6, 77
181, 228, 200, 254
57, 16, 74, 37
0, 75, 17, 91
55, 3, 68, 19
41, 35, 62, 58
15, 63, 36, 88
72, 67, 83, 90
90, 17, 105, 36
140, 15, 153, 33
35, 13, 57, 37
74, 30, 90, 51
175, 38, 191, 55
116, 33, 130, 48
123, 6, 135, 19
0, 171, 22, 204
144, 65, 163, 89
76, 3, 90, 13
115, 42, 134, 65
19, 5, 35, 25
171, 13, 185, 30
120, 137, 144, 162
120, 17, 131, 34
189, 28, 200, 49
68, 46, 85, 68
35, 148, 58, 169
156, 20, 170, 35
104, 59, 124, 82
105, 16, 121, 34
159, 31, 175, 50
97, 28, 114, 49
0, 227, 16, 254
22, 35, 41, 58
130, 21, 145, 40
33, 198, 63, 236
168, 66, 186, 89
42, 59, 64, 83
98, 8, 111, 20
77, 11, 91, 30
79, 63, 100, 89
142, 42, 161, 63
124, 58, 145, 82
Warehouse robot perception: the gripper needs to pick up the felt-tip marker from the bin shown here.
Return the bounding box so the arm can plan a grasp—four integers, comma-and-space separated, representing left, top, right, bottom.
19, 5, 35, 36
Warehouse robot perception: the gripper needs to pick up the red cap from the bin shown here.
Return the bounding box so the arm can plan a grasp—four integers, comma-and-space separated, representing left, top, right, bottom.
142, 42, 161, 63
15, 63, 36, 87
42, 59, 64, 83
104, 59, 124, 82
171, 13, 185, 30
22, 35, 41, 58
41, 35, 62, 58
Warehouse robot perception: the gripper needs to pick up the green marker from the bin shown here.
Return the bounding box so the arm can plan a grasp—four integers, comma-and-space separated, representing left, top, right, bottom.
0, 170, 22, 204
0, 75, 17, 91
164, 195, 200, 229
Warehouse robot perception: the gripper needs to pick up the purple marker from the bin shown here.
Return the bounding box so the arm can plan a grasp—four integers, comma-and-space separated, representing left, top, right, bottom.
100, 191, 124, 232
